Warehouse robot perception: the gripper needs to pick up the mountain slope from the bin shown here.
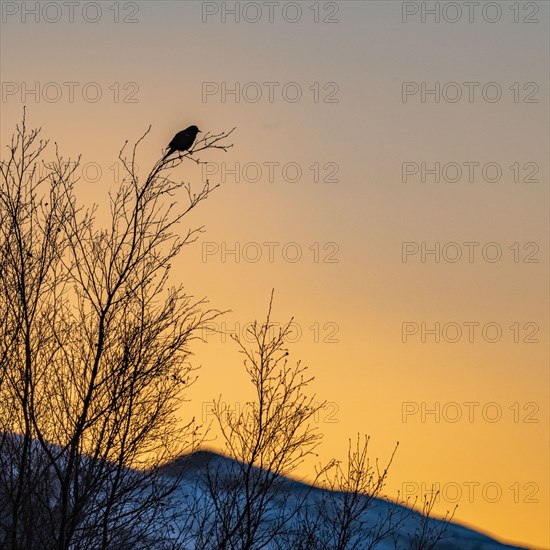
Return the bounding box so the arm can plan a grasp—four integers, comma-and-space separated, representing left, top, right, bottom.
160, 450, 531, 550
0, 435, 531, 549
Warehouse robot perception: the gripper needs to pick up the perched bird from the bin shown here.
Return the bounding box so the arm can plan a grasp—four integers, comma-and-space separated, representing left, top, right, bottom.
163, 125, 201, 161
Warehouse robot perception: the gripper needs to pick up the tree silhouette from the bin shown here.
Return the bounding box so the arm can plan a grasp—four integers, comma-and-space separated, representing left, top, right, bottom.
192, 293, 329, 549
187, 297, 455, 550
0, 114, 454, 550
0, 111, 234, 549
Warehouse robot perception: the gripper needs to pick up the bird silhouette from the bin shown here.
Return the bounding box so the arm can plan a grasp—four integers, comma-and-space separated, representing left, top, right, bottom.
163, 125, 201, 161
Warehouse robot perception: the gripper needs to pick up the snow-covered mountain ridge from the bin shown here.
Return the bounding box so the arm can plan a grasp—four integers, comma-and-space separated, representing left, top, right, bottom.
159, 450, 532, 550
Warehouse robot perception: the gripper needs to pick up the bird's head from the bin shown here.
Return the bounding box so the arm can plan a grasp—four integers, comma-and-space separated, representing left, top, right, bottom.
188, 125, 201, 134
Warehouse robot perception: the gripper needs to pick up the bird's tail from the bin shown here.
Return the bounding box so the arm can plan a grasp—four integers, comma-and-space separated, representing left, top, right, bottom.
161, 148, 173, 162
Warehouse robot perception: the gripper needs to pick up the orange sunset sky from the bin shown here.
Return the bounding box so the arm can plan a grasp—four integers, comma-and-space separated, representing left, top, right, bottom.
1, 1, 548, 548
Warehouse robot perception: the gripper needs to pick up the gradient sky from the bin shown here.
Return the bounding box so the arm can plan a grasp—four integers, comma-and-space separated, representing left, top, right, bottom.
1, 1, 548, 547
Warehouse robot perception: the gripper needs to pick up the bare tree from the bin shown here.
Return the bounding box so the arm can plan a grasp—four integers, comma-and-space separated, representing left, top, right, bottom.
0, 111, 234, 549
409, 488, 457, 550
192, 292, 328, 550
275, 440, 457, 550
185, 295, 455, 550
277, 435, 408, 550
1, 113, 457, 550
